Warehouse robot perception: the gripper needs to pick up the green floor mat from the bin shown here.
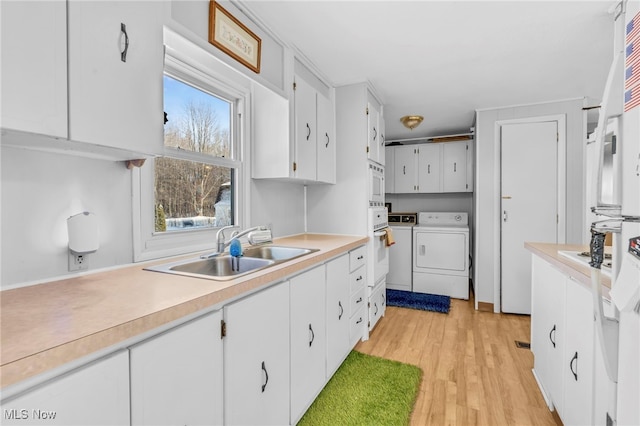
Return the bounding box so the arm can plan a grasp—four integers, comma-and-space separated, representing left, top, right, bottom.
298, 351, 423, 426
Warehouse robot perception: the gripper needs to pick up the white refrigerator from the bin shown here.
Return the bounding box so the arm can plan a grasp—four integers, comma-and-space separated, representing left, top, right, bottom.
592, 1, 640, 424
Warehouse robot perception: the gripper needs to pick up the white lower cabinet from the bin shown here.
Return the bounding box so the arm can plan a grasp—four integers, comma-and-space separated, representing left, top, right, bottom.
368, 279, 386, 331
1, 351, 129, 426
562, 278, 595, 426
290, 266, 327, 424
223, 281, 291, 426
129, 311, 223, 426
531, 254, 598, 425
326, 254, 351, 378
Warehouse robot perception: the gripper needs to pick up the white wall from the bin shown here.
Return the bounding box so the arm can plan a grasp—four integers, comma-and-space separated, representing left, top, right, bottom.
474, 99, 587, 308
0, 145, 134, 287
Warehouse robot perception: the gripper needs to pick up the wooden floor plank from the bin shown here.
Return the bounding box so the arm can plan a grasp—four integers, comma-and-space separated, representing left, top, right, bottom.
355, 295, 563, 426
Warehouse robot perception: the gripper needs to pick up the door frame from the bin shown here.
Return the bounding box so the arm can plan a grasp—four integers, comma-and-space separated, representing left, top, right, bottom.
492, 114, 567, 312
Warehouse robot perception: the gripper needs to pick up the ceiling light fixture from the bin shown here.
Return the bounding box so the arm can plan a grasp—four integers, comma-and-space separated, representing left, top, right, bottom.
400, 115, 424, 130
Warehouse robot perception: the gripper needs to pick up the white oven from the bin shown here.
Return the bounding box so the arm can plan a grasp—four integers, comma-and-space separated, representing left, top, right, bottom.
368, 163, 385, 207
368, 207, 389, 285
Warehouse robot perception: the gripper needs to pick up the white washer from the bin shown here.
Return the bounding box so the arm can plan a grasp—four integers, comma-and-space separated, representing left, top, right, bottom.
413, 212, 469, 300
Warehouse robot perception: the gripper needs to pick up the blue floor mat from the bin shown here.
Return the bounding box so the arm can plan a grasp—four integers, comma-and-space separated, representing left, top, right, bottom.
386, 289, 450, 314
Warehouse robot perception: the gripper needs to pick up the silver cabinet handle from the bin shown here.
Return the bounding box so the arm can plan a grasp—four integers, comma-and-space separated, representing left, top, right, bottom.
309, 323, 315, 347
306, 123, 311, 140
120, 23, 129, 62
261, 361, 269, 392
325, 132, 329, 148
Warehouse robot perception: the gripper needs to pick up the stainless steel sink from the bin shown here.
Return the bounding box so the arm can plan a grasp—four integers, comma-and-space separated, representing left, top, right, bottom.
145, 255, 275, 281
242, 246, 318, 261
144, 245, 318, 281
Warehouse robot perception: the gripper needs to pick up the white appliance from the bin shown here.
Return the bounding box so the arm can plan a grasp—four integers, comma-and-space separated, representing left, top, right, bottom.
368, 207, 390, 285
589, 3, 640, 424
413, 212, 469, 300
387, 213, 416, 292
366, 206, 389, 336
368, 162, 385, 207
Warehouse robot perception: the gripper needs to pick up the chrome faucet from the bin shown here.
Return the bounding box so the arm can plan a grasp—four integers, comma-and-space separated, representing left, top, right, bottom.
201, 225, 271, 259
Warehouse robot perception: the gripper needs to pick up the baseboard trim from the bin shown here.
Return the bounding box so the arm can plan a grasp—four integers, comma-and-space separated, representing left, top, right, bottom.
477, 302, 494, 312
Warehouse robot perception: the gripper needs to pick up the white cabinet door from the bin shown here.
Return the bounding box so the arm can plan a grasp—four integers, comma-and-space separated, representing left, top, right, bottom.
379, 116, 386, 166
130, 311, 223, 426
68, 1, 164, 155
290, 266, 327, 423
531, 255, 565, 413
326, 254, 351, 378
224, 282, 290, 426
0, 0, 67, 138
1, 351, 129, 426
387, 226, 412, 291
385, 146, 395, 193
562, 278, 595, 426
418, 143, 441, 193
316, 91, 336, 184
394, 146, 418, 193
294, 76, 318, 181
442, 142, 468, 192
367, 101, 380, 164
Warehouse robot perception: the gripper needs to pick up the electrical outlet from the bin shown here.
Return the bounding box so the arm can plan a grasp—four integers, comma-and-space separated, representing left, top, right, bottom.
68, 252, 88, 272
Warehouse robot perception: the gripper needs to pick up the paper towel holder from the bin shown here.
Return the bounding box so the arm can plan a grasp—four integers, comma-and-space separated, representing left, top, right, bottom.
67, 211, 99, 254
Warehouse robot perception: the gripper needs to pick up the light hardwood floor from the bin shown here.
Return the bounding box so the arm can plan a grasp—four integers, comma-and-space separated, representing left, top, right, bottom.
355, 296, 563, 426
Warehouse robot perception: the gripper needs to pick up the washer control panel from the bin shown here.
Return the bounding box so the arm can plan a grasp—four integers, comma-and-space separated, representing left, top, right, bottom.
417, 212, 468, 226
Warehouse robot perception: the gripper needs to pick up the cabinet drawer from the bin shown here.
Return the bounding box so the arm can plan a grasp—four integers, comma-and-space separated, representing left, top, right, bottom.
350, 287, 365, 317
350, 266, 366, 294
349, 246, 366, 272
349, 306, 366, 345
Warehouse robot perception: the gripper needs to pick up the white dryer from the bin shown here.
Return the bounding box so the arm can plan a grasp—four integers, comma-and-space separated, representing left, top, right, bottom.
413, 212, 469, 300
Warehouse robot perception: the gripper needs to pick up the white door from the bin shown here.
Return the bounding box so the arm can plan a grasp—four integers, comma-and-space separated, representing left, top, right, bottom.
417, 143, 441, 193
294, 76, 317, 180
414, 230, 467, 272
223, 282, 290, 425
501, 121, 558, 314
394, 146, 417, 193
442, 142, 468, 192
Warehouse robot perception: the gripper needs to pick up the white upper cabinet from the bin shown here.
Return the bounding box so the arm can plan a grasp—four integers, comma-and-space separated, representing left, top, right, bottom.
442, 141, 470, 192
1, 0, 67, 138
68, 0, 164, 156
388, 140, 473, 193
252, 61, 335, 184
394, 145, 419, 193
417, 143, 441, 193
367, 99, 381, 165
294, 76, 319, 181
316, 91, 336, 183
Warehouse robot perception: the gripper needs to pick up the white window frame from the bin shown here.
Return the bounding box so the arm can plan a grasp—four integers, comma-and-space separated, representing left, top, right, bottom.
133, 30, 251, 262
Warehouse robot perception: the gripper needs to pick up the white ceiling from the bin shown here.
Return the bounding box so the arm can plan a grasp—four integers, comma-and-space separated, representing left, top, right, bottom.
238, 0, 615, 140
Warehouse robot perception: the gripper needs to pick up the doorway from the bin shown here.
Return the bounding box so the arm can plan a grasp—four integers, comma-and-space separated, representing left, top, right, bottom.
500, 120, 558, 314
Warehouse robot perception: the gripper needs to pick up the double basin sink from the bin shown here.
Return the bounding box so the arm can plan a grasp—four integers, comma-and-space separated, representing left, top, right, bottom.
145, 245, 319, 281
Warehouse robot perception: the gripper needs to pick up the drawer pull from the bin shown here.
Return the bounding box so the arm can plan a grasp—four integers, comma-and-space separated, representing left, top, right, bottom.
356, 276, 363, 281
570, 351, 578, 381
338, 301, 344, 320
549, 325, 556, 348
261, 361, 269, 392
309, 323, 315, 347
357, 255, 364, 260
356, 317, 363, 324
374, 302, 378, 315
356, 297, 363, 304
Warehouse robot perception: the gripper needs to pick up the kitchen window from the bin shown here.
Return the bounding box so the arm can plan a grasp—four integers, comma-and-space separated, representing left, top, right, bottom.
133, 37, 248, 261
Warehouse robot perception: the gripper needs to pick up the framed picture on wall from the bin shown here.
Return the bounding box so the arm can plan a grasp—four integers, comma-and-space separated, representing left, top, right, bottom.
208, 1, 261, 73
